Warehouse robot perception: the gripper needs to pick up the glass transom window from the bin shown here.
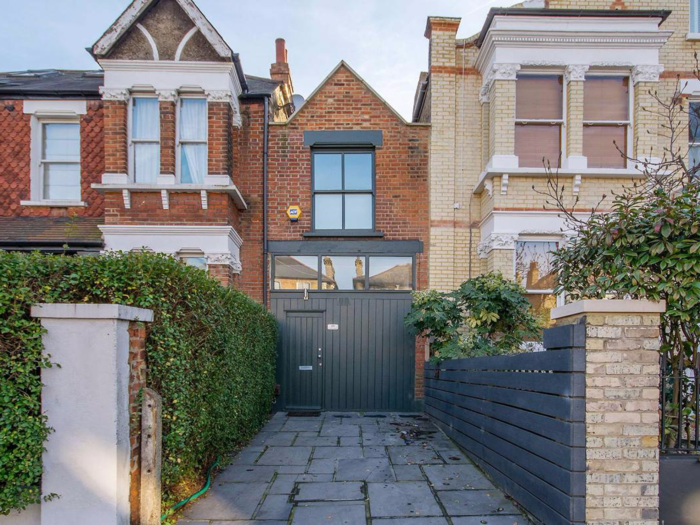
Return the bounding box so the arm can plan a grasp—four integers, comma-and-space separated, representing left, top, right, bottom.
313, 151, 374, 231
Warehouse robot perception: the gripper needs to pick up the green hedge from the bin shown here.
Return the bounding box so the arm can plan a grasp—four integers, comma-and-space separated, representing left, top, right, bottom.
0, 251, 277, 514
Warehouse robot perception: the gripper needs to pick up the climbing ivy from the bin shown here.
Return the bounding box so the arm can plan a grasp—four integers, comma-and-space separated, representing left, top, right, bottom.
0, 251, 277, 514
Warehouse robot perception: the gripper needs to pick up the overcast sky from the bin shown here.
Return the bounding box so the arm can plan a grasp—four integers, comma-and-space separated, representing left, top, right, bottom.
0, 0, 519, 120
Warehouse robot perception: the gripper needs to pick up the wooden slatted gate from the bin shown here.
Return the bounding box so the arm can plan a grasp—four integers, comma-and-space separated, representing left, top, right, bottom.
272, 291, 417, 412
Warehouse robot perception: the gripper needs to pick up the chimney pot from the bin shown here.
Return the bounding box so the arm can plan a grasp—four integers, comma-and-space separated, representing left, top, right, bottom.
275, 38, 287, 64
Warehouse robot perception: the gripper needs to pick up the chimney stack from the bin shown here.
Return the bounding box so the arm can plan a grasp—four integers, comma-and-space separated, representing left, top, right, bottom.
275, 38, 287, 64
270, 37, 294, 99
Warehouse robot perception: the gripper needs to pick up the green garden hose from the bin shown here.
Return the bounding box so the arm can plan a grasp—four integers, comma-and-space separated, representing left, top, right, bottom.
161, 457, 220, 521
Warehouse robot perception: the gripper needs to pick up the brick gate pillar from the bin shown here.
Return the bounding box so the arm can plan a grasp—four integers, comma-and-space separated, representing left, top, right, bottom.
551, 299, 665, 525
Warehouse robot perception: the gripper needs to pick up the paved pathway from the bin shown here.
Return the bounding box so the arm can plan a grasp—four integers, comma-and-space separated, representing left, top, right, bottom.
178, 412, 531, 525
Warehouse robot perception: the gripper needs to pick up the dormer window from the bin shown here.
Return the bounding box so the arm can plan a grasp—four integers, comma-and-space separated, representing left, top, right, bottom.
130, 97, 160, 183
178, 98, 207, 183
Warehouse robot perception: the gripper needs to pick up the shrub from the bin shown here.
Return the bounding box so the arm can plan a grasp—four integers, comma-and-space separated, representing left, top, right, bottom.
405, 273, 542, 362
0, 251, 277, 514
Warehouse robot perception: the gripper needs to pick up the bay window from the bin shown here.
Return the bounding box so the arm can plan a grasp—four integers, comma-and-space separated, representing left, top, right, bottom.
130, 97, 160, 183
312, 150, 374, 231
515, 74, 563, 168
39, 121, 81, 201
514, 240, 559, 321
178, 98, 207, 183
583, 76, 630, 169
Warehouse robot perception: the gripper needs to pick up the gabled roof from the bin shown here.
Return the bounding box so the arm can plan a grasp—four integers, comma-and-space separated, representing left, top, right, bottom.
92, 0, 233, 60
283, 61, 409, 125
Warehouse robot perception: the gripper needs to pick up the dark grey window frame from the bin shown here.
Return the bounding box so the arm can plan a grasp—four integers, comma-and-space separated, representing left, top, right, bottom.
271, 253, 416, 293
311, 147, 376, 233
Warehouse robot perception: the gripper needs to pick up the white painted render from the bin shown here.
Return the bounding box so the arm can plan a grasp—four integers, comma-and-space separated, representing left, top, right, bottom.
99, 224, 243, 271
476, 14, 672, 75
30, 303, 153, 525
22, 100, 87, 115
551, 298, 666, 319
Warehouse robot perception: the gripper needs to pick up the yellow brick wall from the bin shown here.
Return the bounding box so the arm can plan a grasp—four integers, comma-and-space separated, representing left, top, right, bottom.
567, 80, 585, 157
425, 2, 698, 291
490, 80, 517, 156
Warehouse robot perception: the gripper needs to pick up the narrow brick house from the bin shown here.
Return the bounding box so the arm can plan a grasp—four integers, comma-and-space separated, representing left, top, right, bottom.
0, 0, 430, 411
414, 0, 696, 321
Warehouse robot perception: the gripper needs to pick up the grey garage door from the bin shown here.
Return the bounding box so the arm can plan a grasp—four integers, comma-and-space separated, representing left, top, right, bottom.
272, 292, 417, 412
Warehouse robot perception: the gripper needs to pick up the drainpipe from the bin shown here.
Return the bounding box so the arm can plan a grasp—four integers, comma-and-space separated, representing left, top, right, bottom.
262, 96, 269, 308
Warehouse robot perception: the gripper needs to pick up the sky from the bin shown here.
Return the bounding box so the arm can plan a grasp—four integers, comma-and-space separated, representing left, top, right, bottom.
0, 0, 520, 120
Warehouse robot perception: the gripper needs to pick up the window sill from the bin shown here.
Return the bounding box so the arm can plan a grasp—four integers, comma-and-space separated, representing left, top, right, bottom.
474, 166, 644, 194
91, 182, 247, 211
20, 200, 86, 207
687, 32, 700, 41
303, 230, 385, 238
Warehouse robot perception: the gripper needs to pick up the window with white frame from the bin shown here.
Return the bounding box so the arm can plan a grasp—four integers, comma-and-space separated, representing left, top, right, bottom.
689, 101, 700, 171
514, 240, 559, 322
130, 97, 160, 183
691, 0, 700, 33
583, 75, 630, 169
34, 118, 81, 201
178, 98, 207, 183
177, 249, 207, 270
515, 74, 564, 168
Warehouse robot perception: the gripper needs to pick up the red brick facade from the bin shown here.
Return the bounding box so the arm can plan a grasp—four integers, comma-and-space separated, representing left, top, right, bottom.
128, 321, 148, 525
0, 99, 105, 217
1, 65, 430, 400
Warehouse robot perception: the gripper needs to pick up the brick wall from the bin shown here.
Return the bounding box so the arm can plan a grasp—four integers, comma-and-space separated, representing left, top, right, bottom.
128, 321, 148, 525
232, 100, 266, 302
553, 301, 664, 525
160, 101, 175, 175
0, 99, 105, 217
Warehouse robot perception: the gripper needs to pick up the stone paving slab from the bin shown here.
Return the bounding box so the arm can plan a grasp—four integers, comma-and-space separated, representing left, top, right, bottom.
388, 445, 444, 465
437, 490, 521, 517
177, 412, 532, 524
292, 501, 366, 524
257, 446, 312, 466
336, 458, 395, 482
422, 464, 496, 491
367, 481, 443, 518
183, 482, 267, 520
451, 516, 531, 524
295, 481, 364, 501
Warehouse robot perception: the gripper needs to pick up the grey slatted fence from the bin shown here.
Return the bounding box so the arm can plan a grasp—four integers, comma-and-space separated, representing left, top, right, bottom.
424, 324, 586, 525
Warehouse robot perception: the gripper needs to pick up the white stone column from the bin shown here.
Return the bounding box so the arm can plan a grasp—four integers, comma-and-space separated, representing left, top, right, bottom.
31, 304, 153, 525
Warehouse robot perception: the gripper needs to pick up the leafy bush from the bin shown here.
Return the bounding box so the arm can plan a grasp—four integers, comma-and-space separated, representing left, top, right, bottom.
552, 184, 700, 448
405, 273, 542, 362
0, 251, 277, 514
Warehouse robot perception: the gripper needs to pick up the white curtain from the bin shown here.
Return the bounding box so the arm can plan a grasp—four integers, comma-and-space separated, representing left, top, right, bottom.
180, 99, 207, 184
132, 98, 159, 183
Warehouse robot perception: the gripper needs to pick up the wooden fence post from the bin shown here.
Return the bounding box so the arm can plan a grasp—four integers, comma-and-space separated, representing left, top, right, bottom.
140, 388, 162, 525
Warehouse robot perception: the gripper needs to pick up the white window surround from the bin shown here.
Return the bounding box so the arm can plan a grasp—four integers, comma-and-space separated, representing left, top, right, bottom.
99, 225, 243, 272
23, 113, 85, 207
691, 0, 700, 36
